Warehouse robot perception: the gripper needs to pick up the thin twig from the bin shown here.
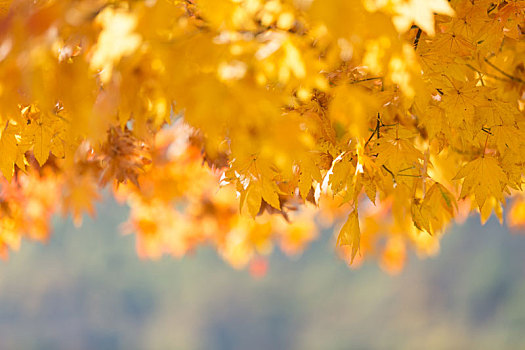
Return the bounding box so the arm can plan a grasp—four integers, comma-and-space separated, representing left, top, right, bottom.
399, 166, 416, 173
413, 28, 422, 50
481, 127, 493, 135
349, 77, 383, 84
376, 113, 381, 139
364, 127, 376, 147
382, 165, 395, 180
466, 63, 519, 84
484, 58, 525, 84
397, 174, 421, 178
364, 114, 382, 147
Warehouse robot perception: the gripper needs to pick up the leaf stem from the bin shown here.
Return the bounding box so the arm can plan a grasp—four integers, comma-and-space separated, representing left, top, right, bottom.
399, 166, 416, 173
397, 174, 421, 178
364, 113, 382, 147
466, 63, 519, 84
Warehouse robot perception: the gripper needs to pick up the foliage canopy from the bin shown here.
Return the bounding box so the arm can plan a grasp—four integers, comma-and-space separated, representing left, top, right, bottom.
0, 0, 524, 273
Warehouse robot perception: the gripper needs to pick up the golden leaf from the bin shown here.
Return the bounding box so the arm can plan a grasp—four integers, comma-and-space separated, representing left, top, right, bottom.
336, 210, 360, 263
0, 124, 18, 181
454, 156, 507, 209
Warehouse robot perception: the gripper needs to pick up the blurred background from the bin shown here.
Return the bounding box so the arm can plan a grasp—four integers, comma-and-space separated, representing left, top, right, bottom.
0, 199, 524, 350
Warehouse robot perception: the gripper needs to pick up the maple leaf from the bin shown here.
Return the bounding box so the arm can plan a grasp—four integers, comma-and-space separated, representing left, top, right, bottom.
243, 182, 262, 218
329, 154, 355, 194
454, 156, 508, 209
412, 183, 456, 234
62, 174, 101, 227
391, 0, 455, 35
336, 210, 360, 263
491, 125, 523, 155
440, 81, 488, 128
261, 179, 281, 211
99, 127, 151, 187
375, 137, 423, 178
0, 123, 18, 181
431, 30, 476, 57
298, 156, 322, 201
28, 120, 52, 167
478, 98, 519, 127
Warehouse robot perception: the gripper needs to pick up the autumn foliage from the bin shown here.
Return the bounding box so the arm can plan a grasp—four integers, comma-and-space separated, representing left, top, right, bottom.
0, 0, 524, 273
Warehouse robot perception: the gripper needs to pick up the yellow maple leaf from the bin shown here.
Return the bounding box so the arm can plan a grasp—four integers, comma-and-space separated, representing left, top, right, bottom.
298, 156, 322, 200
491, 125, 523, 156
336, 209, 360, 263
62, 175, 101, 227
29, 121, 52, 167
375, 137, 423, 177
412, 183, 456, 234
441, 81, 488, 129
244, 182, 262, 218
431, 30, 476, 57
329, 154, 355, 194
0, 124, 18, 181
454, 156, 507, 209
391, 0, 455, 35
261, 179, 281, 210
